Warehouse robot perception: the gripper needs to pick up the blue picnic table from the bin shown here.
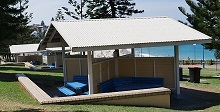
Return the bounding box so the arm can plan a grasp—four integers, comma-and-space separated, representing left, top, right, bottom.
66, 82, 88, 94
66, 82, 87, 89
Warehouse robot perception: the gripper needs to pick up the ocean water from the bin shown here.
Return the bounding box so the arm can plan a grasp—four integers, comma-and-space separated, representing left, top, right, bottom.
135, 44, 215, 60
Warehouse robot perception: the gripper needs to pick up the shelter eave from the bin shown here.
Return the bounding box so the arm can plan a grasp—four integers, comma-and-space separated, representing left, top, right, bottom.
37, 23, 69, 51
71, 39, 211, 52
38, 42, 69, 51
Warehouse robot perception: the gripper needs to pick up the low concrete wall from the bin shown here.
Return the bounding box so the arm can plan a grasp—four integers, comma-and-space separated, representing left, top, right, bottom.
16, 74, 51, 104
94, 88, 170, 108
97, 94, 170, 108
52, 87, 171, 108
16, 74, 171, 108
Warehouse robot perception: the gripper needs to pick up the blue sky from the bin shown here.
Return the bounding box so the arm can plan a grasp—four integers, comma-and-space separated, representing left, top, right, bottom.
27, 0, 190, 25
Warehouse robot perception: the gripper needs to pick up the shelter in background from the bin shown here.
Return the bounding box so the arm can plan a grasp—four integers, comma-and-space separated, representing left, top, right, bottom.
38, 17, 211, 103
10, 44, 42, 64
9, 44, 70, 67
43, 47, 71, 68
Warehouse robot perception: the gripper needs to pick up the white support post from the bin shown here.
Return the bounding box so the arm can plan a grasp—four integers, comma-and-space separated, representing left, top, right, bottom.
174, 45, 181, 99
79, 59, 82, 76
16, 54, 18, 63
131, 48, 135, 57
108, 61, 110, 79
62, 41, 67, 85
153, 58, 156, 77
115, 58, 119, 78
134, 58, 137, 77
87, 51, 94, 94
100, 63, 102, 82
54, 52, 57, 68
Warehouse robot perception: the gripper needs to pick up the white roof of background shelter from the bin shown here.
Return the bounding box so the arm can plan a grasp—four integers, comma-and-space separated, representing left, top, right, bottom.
10, 44, 39, 54
38, 16, 212, 52
45, 47, 71, 52
10, 44, 71, 54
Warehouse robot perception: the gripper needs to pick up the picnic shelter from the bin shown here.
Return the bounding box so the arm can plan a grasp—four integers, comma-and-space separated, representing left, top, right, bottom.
38, 17, 211, 99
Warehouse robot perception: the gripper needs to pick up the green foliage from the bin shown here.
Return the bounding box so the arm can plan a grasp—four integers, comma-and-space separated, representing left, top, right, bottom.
55, 8, 65, 21
62, 0, 88, 20
179, 0, 220, 50
0, 0, 33, 54
61, 0, 143, 54
214, 49, 220, 59
86, 0, 144, 19
62, 0, 144, 19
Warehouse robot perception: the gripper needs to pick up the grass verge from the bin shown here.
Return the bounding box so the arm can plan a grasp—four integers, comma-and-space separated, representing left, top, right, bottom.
0, 64, 220, 111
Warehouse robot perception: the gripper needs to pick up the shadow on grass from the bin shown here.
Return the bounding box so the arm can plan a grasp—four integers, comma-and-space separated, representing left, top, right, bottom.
0, 66, 33, 72
1, 64, 219, 110
0, 71, 64, 97
0, 67, 63, 83
24, 73, 64, 97
182, 75, 220, 82
0, 72, 17, 82
0, 66, 63, 73
0, 63, 24, 67
15, 108, 44, 112
200, 76, 220, 80
171, 87, 220, 110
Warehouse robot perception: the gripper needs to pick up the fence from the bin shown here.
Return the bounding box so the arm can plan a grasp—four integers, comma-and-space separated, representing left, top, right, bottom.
179, 59, 219, 65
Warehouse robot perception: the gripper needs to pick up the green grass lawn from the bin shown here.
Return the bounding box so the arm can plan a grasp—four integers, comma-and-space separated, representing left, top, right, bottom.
0, 64, 220, 111
182, 68, 220, 92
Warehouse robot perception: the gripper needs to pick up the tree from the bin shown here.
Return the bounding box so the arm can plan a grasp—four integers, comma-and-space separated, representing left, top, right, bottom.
86, 0, 144, 19
62, 0, 143, 56
86, 0, 144, 56
178, 0, 220, 51
41, 20, 46, 27
55, 8, 65, 21
62, 0, 144, 19
0, 0, 32, 60
0, 0, 32, 42
62, 0, 88, 20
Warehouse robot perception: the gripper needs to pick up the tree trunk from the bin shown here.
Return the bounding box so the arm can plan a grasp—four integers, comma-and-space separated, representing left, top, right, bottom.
109, 0, 116, 18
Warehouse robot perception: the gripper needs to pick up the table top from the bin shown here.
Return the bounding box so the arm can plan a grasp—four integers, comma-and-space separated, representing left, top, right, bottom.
66, 82, 87, 90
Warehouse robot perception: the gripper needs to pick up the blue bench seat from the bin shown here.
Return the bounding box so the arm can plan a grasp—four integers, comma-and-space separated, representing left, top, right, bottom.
99, 79, 115, 93
115, 83, 162, 92
58, 86, 76, 96
99, 77, 163, 93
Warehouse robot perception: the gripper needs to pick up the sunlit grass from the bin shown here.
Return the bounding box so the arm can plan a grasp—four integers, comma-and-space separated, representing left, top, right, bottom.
0, 64, 220, 111
182, 68, 220, 92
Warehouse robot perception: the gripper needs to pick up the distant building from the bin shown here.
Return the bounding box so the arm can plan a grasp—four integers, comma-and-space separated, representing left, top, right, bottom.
31, 20, 48, 37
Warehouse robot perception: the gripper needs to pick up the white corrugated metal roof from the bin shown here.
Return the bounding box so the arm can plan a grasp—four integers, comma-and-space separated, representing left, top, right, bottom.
45, 47, 71, 52
10, 44, 39, 54
40, 17, 211, 51
9, 44, 71, 54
